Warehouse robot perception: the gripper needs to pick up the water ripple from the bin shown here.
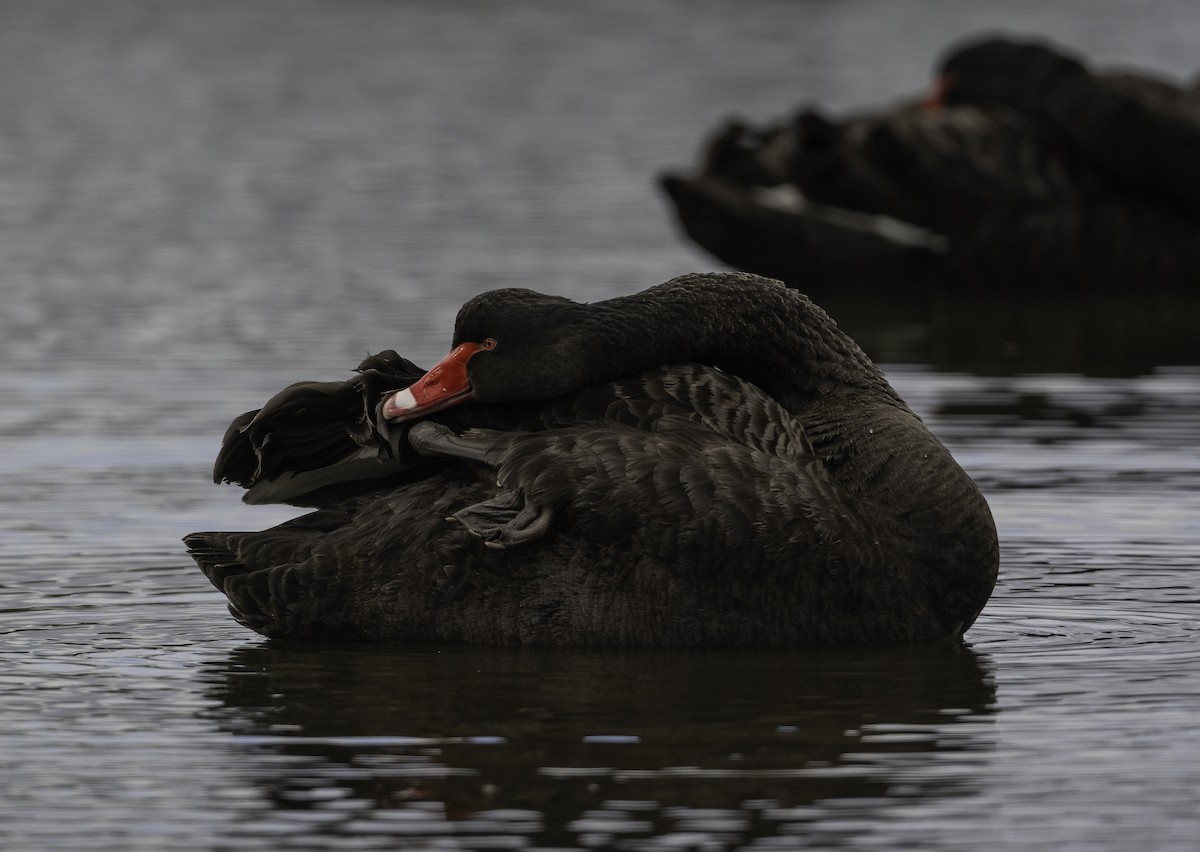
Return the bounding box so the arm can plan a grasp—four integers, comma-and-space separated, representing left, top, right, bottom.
2, 2, 1200, 851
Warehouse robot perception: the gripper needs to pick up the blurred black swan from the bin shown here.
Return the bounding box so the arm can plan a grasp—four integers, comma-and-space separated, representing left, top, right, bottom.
663, 36, 1200, 290
185, 273, 997, 646
661, 37, 1200, 372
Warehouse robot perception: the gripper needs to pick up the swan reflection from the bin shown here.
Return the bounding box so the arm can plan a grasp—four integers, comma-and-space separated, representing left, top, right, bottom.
199, 644, 996, 847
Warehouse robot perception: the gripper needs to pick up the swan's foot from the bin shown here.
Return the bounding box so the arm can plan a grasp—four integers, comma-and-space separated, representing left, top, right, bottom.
408, 421, 555, 549
450, 488, 554, 550
408, 420, 491, 463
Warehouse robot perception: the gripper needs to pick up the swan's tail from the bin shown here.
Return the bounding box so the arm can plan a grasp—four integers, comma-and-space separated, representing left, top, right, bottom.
185, 532, 289, 637
184, 511, 351, 638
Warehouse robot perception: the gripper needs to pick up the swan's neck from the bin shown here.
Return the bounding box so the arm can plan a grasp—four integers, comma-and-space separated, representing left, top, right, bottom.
594, 274, 900, 413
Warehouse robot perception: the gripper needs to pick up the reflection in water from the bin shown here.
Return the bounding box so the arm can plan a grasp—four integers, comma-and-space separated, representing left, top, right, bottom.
811, 286, 1200, 377
201, 644, 995, 847
2, 1, 1199, 849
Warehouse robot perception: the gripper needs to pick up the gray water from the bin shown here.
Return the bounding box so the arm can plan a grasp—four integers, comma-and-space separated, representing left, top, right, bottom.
2, 1, 1199, 849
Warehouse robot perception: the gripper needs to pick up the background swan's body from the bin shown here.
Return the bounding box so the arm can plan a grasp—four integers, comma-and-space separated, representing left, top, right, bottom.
186, 273, 998, 646
661, 37, 1200, 293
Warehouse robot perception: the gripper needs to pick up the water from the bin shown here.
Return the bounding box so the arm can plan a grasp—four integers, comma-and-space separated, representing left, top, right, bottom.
2, 1, 1199, 849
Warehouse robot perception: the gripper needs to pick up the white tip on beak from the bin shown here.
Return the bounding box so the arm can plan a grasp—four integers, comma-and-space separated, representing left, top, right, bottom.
382, 387, 418, 419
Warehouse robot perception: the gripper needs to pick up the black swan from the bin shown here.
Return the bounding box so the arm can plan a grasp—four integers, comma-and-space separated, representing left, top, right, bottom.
185, 273, 998, 646
661, 37, 1200, 295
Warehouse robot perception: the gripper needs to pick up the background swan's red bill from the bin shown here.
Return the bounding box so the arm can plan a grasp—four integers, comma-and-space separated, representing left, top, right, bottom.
922, 74, 948, 110
382, 341, 483, 421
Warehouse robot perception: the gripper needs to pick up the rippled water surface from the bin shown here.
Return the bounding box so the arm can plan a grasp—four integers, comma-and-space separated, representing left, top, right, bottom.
2, 2, 1199, 850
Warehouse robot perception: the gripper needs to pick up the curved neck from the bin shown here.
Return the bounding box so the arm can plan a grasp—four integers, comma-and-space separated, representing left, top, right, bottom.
585, 273, 900, 413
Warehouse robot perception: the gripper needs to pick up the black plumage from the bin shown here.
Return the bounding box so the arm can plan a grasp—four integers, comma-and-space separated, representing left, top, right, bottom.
185, 272, 997, 646
661, 36, 1200, 293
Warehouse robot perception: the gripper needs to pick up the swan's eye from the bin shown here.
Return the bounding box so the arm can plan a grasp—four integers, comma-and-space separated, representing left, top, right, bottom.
481, 338, 497, 351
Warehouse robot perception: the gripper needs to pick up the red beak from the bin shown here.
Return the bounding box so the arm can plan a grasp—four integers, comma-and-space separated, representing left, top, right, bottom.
382, 341, 483, 421
922, 74, 948, 111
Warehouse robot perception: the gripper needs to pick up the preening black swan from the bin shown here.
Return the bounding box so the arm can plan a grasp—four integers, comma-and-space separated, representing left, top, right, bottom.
185, 273, 998, 646
661, 36, 1200, 294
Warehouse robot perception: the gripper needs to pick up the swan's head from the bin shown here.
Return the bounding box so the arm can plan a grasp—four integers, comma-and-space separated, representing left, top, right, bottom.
930, 37, 1085, 110
382, 288, 590, 422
